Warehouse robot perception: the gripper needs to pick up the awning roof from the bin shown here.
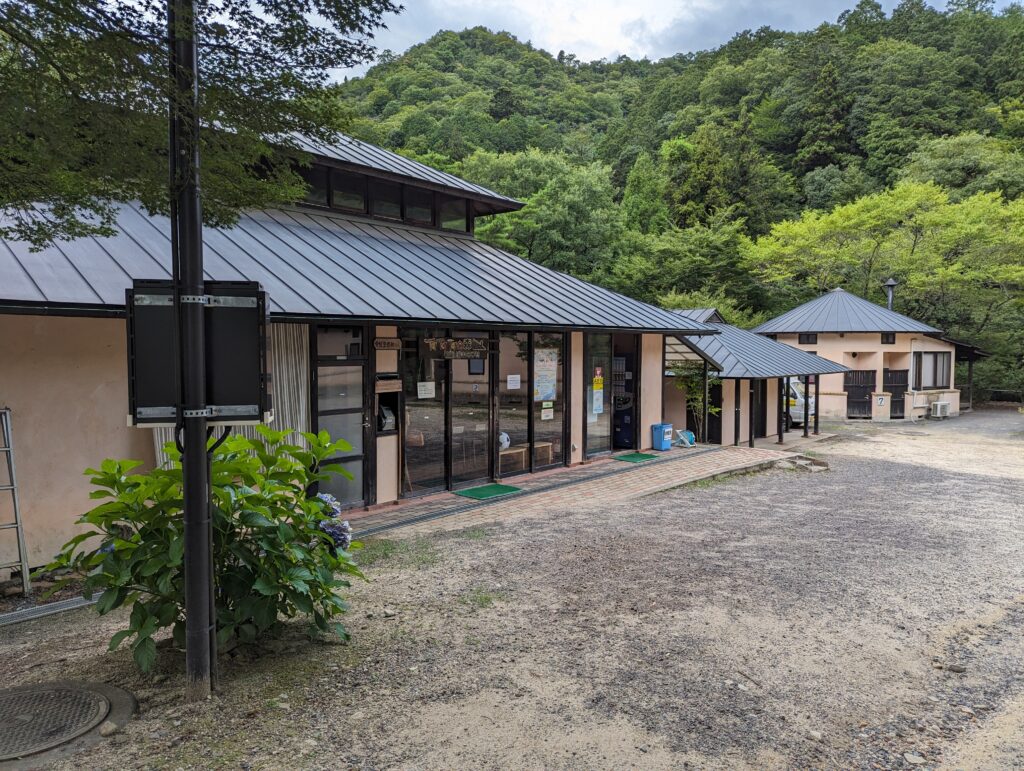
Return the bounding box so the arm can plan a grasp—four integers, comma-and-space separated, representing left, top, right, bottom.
669, 315, 849, 379
0, 204, 715, 334
293, 133, 522, 214
752, 288, 939, 335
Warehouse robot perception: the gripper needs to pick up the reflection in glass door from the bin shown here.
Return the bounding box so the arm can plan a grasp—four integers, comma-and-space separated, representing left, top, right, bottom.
315, 326, 368, 507
498, 332, 529, 477
585, 333, 612, 457
450, 330, 492, 487
400, 330, 447, 496
532, 333, 564, 468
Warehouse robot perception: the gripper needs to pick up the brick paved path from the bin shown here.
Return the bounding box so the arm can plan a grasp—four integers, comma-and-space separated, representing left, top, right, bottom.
350, 445, 796, 539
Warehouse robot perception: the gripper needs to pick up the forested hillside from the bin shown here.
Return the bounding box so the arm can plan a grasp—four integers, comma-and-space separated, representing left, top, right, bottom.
337, 1, 1024, 396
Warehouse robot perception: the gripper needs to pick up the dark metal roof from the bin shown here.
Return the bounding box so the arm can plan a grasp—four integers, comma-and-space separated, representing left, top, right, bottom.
673, 307, 725, 323
937, 335, 990, 361
752, 288, 939, 335
293, 133, 522, 214
0, 203, 716, 334
665, 335, 725, 371
678, 320, 849, 379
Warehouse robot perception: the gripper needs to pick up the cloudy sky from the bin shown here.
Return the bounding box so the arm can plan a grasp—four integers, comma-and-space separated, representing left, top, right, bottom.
339, 0, 1012, 78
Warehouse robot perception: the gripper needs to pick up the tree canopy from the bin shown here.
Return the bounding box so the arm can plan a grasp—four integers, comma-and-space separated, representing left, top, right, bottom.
0, 0, 397, 245
338, 6, 1024, 395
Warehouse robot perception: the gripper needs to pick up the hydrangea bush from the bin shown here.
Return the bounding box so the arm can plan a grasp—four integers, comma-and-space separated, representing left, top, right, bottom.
41, 426, 362, 672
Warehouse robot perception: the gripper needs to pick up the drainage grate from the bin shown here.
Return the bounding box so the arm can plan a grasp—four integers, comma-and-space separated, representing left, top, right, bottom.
0, 683, 110, 760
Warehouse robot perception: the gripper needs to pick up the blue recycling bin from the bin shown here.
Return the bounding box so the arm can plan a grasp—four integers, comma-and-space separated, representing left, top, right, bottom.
651, 423, 673, 451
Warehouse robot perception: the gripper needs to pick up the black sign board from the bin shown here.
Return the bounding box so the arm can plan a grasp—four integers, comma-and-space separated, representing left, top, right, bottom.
126, 279, 271, 425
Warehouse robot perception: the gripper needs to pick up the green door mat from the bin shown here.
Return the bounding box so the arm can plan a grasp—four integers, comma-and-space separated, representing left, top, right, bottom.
455, 483, 522, 500
614, 452, 659, 463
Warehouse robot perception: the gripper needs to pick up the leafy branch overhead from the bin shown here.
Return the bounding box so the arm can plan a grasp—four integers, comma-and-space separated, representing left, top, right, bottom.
0, 0, 399, 246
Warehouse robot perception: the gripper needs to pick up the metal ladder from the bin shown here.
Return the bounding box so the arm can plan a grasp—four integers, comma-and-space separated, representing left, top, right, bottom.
0, 408, 30, 595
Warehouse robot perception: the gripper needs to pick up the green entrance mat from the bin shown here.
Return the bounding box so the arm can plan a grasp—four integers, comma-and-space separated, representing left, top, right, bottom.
455, 483, 522, 500
614, 452, 659, 463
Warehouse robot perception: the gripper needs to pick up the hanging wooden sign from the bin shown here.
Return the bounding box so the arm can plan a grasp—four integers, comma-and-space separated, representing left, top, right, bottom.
373, 338, 403, 351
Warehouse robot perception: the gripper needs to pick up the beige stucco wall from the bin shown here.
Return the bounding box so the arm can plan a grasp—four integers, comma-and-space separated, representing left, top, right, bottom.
662, 378, 687, 433
775, 332, 959, 419
570, 332, 584, 464
0, 315, 156, 569
638, 334, 663, 451
717, 378, 783, 445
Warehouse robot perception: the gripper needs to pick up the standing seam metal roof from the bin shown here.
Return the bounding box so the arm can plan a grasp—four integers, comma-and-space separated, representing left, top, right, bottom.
0, 203, 716, 334
752, 288, 939, 335
671, 317, 849, 379
292, 133, 521, 210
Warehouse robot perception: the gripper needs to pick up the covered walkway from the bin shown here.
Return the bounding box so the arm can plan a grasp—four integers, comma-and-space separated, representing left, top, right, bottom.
349, 444, 796, 538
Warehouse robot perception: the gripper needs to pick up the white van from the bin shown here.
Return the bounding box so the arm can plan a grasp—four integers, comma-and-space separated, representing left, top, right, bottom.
787, 380, 816, 428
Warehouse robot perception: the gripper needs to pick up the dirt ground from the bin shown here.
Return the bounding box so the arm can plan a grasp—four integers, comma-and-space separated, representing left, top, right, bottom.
1, 406, 1022, 770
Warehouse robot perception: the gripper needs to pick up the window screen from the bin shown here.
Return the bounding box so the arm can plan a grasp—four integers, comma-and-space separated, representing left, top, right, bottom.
331, 170, 366, 212
881, 332, 896, 345
404, 187, 434, 225
798, 333, 817, 345
369, 179, 402, 220
299, 165, 329, 206
439, 195, 468, 231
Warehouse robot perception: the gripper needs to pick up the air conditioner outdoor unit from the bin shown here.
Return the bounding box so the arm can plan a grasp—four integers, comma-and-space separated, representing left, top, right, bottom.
930, 401, 950, 418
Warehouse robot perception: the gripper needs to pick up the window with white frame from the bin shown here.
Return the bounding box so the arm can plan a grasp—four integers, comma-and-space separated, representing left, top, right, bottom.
913, 351, 951, 390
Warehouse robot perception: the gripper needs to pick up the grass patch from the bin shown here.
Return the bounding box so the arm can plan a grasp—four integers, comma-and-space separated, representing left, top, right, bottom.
451, 526, 491, 540
355, 537, 440, 570
459, 587, 504, 609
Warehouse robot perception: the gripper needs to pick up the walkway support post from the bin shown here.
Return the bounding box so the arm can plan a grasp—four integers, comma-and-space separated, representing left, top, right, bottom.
784, 376, 791, 433
733, 380, 741, 446
776, 377, 784, 445
813, 375, 820, 435
702, 359, 709, 444
170, 0, 214, 701
802, 375, 809, 438
748, 380, 755, 448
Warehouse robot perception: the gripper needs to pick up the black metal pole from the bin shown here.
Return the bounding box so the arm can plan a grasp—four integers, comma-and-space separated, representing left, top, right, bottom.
802, 376, 809, 438
170, 0, 213, 701
776, 377, 784, 445
813, 375, 820, 435
733, 380, 740, 446
702, 359, 709, 444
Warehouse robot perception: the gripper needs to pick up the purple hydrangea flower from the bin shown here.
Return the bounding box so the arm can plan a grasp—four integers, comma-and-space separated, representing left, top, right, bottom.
316, 493, 352, 551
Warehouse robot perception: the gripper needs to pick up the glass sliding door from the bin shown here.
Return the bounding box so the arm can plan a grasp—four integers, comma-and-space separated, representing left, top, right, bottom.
314, 326, 368, 507
450, 330, 492, 487
585, 333, 612, 457
532, 333, 564, 469
400, 329, 447, 496
498, 332, 530, 477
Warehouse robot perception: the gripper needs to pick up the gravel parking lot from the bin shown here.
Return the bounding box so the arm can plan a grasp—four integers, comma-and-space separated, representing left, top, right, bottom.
2, 407, 1022, 769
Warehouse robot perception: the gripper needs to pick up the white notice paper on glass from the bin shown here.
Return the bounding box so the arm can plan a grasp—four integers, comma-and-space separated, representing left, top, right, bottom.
417, 381, 436, 399
507, 374, 521, 390
541, 408, 554, 421
593, 390, 604, 415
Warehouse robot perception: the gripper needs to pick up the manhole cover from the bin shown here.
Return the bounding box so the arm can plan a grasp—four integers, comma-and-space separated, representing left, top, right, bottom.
0, 682, 116, 760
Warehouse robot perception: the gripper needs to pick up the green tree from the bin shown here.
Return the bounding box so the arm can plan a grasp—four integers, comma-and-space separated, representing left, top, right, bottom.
621, 151, 671, 235
795, 61, 852, 172
900, 132, 1024, 201
0, 0, 398, 246
476, 163, 624, 279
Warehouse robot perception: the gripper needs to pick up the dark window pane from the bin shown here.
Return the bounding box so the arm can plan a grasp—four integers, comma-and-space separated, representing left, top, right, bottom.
881, 332, 896, 344
317, 366, 363, 411
498, 332, 529, 476
404, 187, 434, 224
369, 179, 402, 219
439, 195, 468, 231
798, 333, 817, 345
318, 412, 364, 455
317, 327, 363, 359
299, 165, 328, 206
331, 170, 366, 212
318, 459, 363, 506
533, 333, 564, 468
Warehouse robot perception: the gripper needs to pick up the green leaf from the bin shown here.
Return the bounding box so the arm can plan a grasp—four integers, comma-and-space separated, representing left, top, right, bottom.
253, 577, 278, 596
108, 629, 134, 651
168, 537, 185, 566
132, 636, 157, 673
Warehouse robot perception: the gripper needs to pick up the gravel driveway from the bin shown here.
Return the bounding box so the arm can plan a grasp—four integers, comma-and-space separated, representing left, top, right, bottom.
2, 407, 1022, 769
